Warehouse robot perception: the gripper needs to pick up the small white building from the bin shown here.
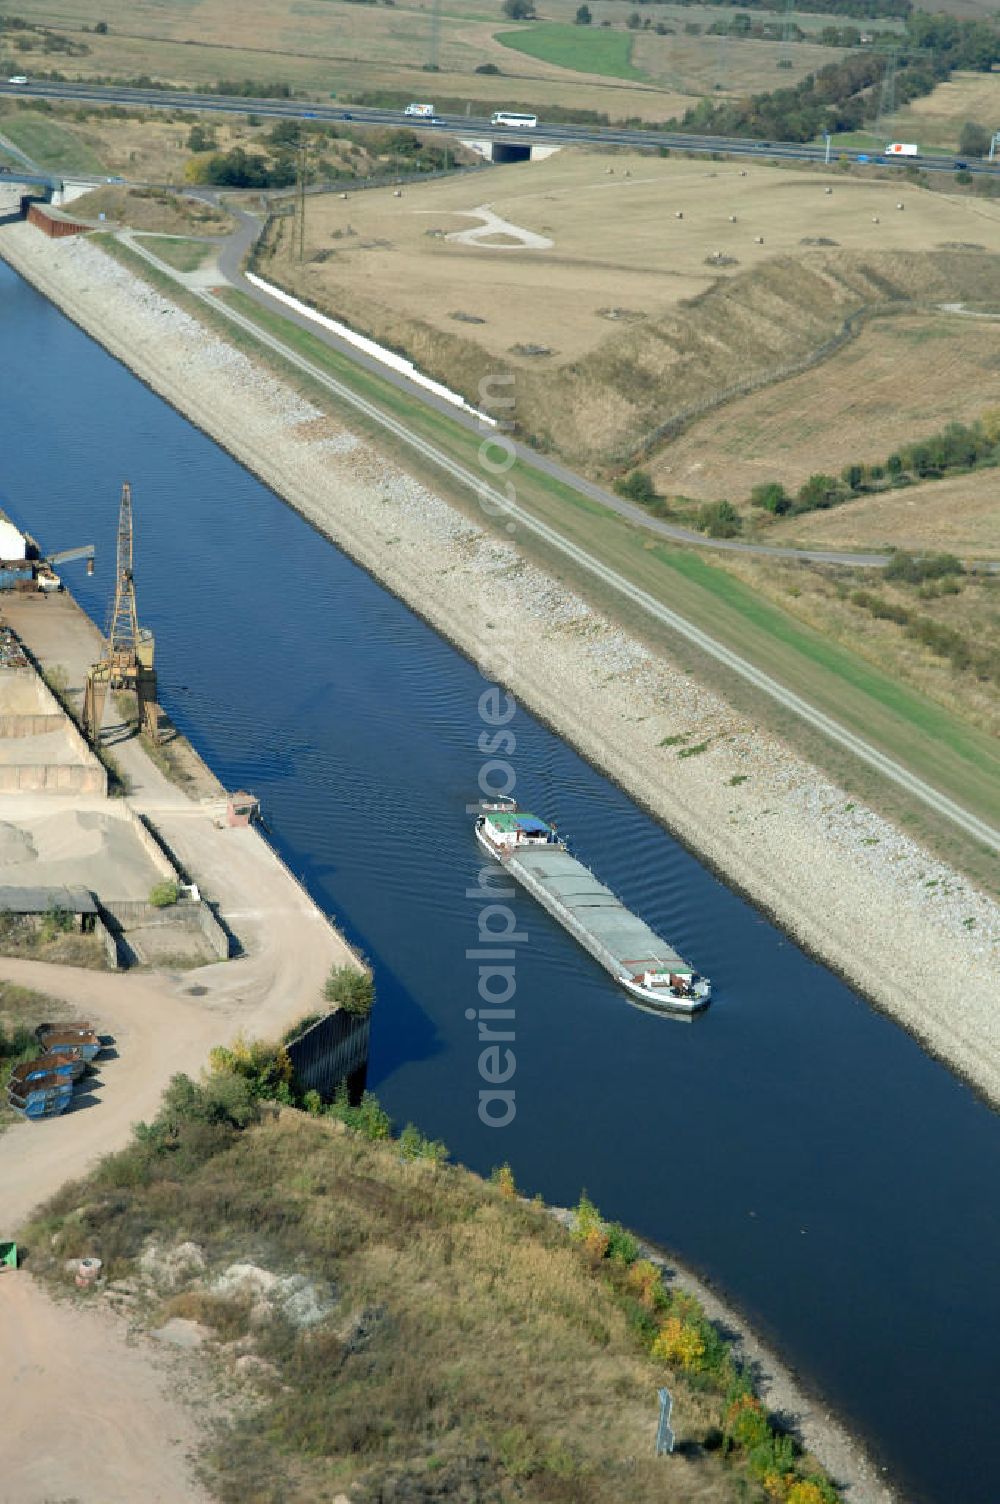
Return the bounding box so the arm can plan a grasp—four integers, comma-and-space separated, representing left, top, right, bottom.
0, 519, 27, 562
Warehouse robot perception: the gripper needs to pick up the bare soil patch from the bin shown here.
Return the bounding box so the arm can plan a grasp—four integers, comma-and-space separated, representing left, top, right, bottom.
0, 1274, 212, 1504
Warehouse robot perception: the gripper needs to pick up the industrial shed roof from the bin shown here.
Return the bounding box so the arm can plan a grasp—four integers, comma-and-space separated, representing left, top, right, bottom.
0, 885, 96, 914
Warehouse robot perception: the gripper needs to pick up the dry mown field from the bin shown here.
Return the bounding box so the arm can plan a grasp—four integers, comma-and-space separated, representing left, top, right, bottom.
771, 472, 1000, 557
2, 0, 871, 120
260, 149, 1000, 466
655, 312, 1000, 505
882, 70, 1000, 151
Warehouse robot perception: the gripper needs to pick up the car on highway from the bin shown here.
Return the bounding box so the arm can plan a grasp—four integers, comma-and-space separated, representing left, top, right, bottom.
954, 160, 968, 170
6, 76, 28, 86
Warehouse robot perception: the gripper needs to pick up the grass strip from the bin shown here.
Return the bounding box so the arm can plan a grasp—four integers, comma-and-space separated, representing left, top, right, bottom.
495, 23, 647, 82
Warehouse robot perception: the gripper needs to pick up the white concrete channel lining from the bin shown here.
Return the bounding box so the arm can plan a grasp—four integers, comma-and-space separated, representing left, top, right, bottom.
196, 285, 1000, 855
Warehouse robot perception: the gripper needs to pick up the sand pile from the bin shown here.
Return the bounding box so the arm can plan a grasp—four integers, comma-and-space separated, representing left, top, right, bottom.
0, 808, 161, 899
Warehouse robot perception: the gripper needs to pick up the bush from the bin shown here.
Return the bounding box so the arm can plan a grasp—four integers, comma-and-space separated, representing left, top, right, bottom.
884, 550, 964, 584
625, 1259, 665, 1310
186, 122, 217, 152
652, 1314, 705, 1369
750, 480, 791, 514
399, 1123, 449, 1162
605, 1222, 639, 1265
325, 1083, 390, 1139
614, 468, 658, 505
725, 1391, 771, 1450
40, 904, 73, 942
323, 965, 374, 1015
149, 880, 179, 908
696, 499, 742, 537
145, 1070, 259, 1137
796, 473, 843, 511
209, 1036, 295, 1101
502, 0, 535, 15
491, 1161, 517, 1198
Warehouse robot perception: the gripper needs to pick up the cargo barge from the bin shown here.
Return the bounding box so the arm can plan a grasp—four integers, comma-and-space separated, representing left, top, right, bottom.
475, 802, 710, 1015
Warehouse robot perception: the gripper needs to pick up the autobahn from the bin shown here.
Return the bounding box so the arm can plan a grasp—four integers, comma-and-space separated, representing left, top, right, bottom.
0, 76, 996, 176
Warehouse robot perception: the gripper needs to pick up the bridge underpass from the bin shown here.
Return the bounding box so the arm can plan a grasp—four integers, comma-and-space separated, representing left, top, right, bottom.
459, 138, 561, 164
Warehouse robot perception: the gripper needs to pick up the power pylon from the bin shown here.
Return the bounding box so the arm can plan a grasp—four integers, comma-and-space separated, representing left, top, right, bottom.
778, 0, 795, 68
83, 482, 159, 744
429, 0, 441, 71
875, 50, 897, 133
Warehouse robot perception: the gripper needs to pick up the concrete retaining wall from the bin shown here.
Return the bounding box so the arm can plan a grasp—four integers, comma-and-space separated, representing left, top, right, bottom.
0, 665, 107, 796
130, 811, 178, 882
95, 913, 120, 970
0, 714, 65, 737
0, 763, 106, 794
102, 896, 231, 962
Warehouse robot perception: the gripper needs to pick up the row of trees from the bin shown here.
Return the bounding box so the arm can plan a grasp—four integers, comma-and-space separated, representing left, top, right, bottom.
750, 413, 1000, 519
672, 10, 1000, 141
577, 0, 909, 14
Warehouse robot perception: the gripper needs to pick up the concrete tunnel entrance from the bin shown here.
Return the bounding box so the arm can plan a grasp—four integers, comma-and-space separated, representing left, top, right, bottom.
491, 141, 532, 164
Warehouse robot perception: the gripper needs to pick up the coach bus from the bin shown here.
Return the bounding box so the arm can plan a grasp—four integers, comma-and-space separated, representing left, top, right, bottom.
490, 110, 538, 129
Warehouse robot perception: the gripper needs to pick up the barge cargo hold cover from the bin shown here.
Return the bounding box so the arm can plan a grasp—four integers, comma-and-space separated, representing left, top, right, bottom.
475, 806, 710, 1014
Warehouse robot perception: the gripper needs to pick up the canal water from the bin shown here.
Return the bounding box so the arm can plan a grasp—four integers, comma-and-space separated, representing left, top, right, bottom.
2, 258, 998, 1503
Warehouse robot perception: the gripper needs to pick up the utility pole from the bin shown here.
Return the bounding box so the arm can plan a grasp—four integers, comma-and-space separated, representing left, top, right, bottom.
297, 141, 307, 263
429, 0, 441, 71
824, 130, 832, 165
875, 50, 897, 135
779, 0, 795, 68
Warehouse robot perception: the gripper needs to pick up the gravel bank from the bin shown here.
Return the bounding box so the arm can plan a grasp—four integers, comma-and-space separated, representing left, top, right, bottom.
2, 222, 977, 1504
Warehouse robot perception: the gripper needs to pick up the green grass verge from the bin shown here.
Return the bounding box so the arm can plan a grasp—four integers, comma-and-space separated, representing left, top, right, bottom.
134, 234, 212, 272
495, 22, 647, 82
0, 115, 104, 175
656, 550, 999, 777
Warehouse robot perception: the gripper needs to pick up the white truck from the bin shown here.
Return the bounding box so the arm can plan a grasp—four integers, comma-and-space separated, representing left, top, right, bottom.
404, 102, 435, 119
884, 142, 919, 157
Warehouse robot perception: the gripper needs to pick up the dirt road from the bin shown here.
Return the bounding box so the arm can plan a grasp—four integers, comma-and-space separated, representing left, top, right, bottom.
0, 1273, 212, 1504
